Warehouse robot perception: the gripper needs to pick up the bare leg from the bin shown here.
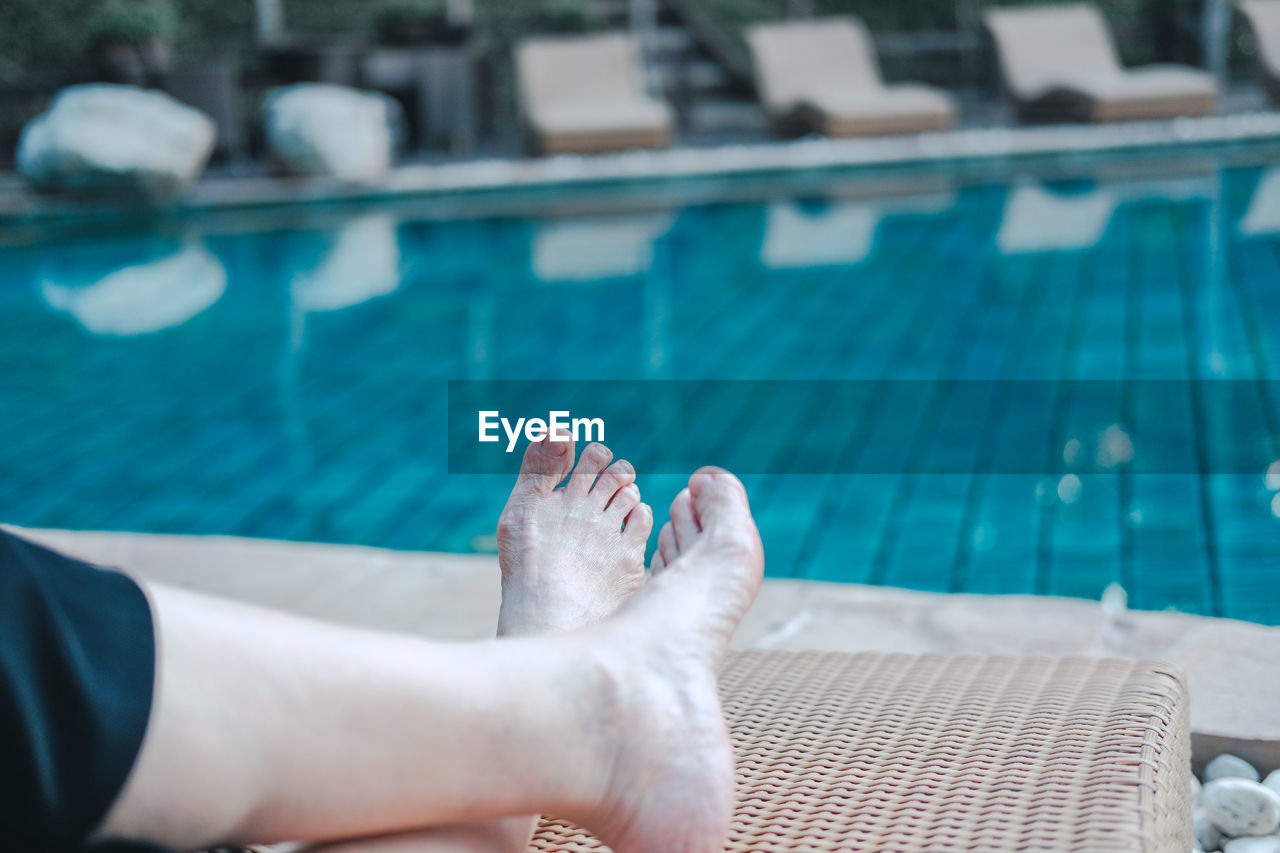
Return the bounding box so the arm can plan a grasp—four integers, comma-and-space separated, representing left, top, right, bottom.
98, 468, 762, 853
303, 438, 653, 852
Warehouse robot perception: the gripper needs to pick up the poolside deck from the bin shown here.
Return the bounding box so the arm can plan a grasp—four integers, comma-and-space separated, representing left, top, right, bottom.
5, 105, 1280, 232
12, 525, 1278, 771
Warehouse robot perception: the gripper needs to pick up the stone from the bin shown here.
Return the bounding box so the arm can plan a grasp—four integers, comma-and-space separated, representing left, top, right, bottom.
1197, 808, 1225, 851
1202, 779, 1280, 837
1208, 755, 1264, 783
1264, 770, 1280, 797
1195, 775, 1204, 801
18, 84, 215, 197
1224, 838, 1280, 853
263, 83, 400, 183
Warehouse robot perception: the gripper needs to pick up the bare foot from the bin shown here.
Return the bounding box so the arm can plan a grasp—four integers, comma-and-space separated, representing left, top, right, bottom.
496, 437, 653, 636
579, 467, 764, 853
300, 467, 763, 853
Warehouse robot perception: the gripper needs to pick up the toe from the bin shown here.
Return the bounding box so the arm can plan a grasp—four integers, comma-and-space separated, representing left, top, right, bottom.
591, 459, 636, 510
657, 521, 678, 567
606, 482, 642, 520
624, 502, 655, 535
689, 467, 760, 549
567, 442, 613, 496
624, 502, 654, 551
607, 483, 642, 525
512, 435, 575, 496
688, 468, 751, 520
669, 488, 699, 550
650, 549, 666, 574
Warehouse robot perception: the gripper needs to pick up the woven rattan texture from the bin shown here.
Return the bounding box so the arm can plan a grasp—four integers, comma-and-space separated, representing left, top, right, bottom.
530, 651, 1192, 852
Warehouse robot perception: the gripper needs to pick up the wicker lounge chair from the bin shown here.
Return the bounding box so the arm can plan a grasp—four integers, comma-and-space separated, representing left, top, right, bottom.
1238, 0, 1280, 103
515, 32, 673, 155
983, 4, 1218, 123
532, 651, 1193, 852
745, 17, 955, 138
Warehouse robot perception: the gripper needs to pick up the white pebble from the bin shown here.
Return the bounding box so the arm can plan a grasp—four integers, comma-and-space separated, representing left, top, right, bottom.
1193, 775, 1202, 800
1196, 809, 1225, 851
1224, 838, 1280, 853
1202, 779, 1280, 837
1207, 755, 1262, 783
1264, 770, 1280, 797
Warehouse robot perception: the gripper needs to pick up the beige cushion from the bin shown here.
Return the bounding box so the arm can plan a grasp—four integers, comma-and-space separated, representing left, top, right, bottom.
984, 3, 1218, 120
746, 17, 954, 137
515, 32, 672, 153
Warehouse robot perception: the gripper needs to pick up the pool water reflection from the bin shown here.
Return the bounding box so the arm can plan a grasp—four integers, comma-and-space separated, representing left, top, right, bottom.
3, 154, 1280, 623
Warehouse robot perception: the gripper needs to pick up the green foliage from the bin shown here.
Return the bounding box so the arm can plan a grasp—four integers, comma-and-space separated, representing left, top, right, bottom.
0, 0, 1218, 88
471, 0, 604, 55
529, 0, 604, 34
85, 0, 178, 46
370, 0, 448, 45
0, 0, 98, 82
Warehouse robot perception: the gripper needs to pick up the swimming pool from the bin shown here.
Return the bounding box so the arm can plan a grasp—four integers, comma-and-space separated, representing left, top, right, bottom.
3, 145, 1280, 624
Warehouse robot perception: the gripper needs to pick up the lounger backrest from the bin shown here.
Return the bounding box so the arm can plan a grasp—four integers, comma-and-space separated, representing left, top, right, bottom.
1240, 0, 1280, 77
516, 32, 644, 112
746, 17, 883, 109
984, 4, 1123, 96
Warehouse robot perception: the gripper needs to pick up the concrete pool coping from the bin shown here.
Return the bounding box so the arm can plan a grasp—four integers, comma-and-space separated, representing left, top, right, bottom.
5, 109, 1280, 229
10, 524, 1277, 773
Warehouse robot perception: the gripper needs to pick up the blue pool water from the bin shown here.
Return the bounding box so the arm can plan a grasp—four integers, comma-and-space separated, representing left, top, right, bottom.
4, 148, 1280, 623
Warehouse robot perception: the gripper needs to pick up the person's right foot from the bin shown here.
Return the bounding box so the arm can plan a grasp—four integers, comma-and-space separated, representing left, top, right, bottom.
496, 438, 652, 636
575, 467, 764, 853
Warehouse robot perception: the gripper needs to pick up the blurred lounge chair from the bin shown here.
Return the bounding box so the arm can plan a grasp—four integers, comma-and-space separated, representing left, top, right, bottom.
744, 17, 954, 137
761, 192, 955, 268
996, 183, 1118, 253
515, 33, 673, 155
41, 242, 226, 336
1239, 167, 1280, 236
983, 4, 1218, 123
532, 213, 674, 282
1238, 0, 1280, 103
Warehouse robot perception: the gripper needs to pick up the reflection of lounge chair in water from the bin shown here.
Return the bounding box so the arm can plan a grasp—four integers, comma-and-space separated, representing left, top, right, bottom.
996, 183, 1119, 253
760, 192, 955, 268
290, 214, 401, 314
983, 3, 1217, 123
745, 17, 954, 138
997, 175, 1213, 253
1239, 168, 1280, 237
532, 213, 674, 282
41, 242, 226, 336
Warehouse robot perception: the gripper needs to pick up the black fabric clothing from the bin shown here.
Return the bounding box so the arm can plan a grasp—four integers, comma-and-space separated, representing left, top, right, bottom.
0, 531, 158, 853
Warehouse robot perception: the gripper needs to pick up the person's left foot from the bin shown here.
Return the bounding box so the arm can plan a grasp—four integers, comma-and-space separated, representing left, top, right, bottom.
496, 438, 653, 636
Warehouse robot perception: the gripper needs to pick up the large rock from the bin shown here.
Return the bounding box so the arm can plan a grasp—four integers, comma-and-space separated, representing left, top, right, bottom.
18, 84, 215, 197
263, 84, 399, 183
